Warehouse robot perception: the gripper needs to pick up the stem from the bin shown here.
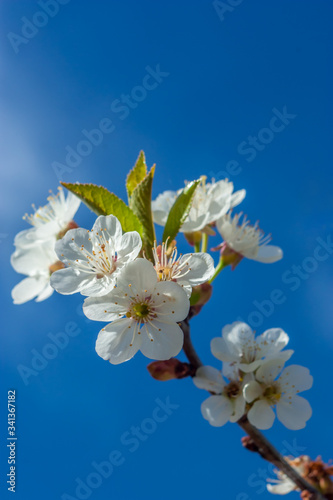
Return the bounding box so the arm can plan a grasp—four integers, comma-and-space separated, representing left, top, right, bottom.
194, 241, 201, 253
180, 317, 203, 370
180, 314, 326, 500
209, 258, 227, 283
201, 233, 209, 253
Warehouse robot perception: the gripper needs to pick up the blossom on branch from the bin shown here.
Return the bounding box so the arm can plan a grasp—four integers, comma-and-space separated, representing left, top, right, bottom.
11, 239, 64, 304
152, 240, 214, 297
152, 177, 245, 233
50, 215, 142, 297
214, 212, 283, 268
14, 187, 80, 247
193, 365, 250, 426
211, 321, 293, 375
83, 259, 190, 364
243, 359, 313, 430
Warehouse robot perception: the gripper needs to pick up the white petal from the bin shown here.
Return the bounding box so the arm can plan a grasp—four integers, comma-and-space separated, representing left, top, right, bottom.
117, 258, 157, 290
11, 241, 56, 274
50, 267, 95, 295
177, 253, 215, 285
279, 365, 313, 393
83, 293, 128, 321
95, 319, 142, 364
12, 276, 49, 304
139, 321, 183, 360
154, 281, 190, 321
267, 480, 295, 495
243, 381, 263, 403
193, 366, 225, 393
65, 192, 81, 220
247, 400, 276, 430
201, 395, 233, 427
256, 328, 289, 355
55, 227, 93, 262
256, 359, 285, 385
230, 189, 246, 208
152, 191, 177, 226
211, 337, 235, 362
36, 283, 54, 302
249, 245, 283, 263
92, 215, 122, 242
116, 231, 142, 263
276, 395, 312, 430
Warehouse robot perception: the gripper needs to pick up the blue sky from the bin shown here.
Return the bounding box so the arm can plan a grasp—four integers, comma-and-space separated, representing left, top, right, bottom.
1, 1, 332, 499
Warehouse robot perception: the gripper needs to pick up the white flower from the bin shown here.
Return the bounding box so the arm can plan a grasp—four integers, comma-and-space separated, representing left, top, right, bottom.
193, 365, 248, 426
14, 187, 80, 247
152, 177, 245, 233
211, 322, 294, 374
267, 456, 309, 495
50, 215, 142, 297
83, 259, 190, 364
152, 241, 215, 297
11, 239, 63, 304
243, 359, 313, 430
216, 212, 283, 265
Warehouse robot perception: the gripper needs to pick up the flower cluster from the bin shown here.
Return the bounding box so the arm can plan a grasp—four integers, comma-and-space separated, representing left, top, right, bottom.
11, 187, 80, 304
194, 321, 313, 430
152, 176, 245, 234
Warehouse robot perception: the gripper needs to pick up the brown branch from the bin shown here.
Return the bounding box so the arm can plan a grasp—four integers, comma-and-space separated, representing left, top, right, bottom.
238, 416, 325, 499
180, 314, 326, 500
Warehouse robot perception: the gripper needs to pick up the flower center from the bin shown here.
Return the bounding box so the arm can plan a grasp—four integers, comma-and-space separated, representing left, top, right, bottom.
225, 381, 240, 399
152, 240, 191, 282
263, 385, 281, 403
132, 303, 150, 319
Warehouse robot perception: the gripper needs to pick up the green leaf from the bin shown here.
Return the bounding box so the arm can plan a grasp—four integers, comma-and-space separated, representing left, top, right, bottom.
129, 166, 156, 260
61, 182, 143, 235
162, 179, 200, 243
126, 150, 147, 200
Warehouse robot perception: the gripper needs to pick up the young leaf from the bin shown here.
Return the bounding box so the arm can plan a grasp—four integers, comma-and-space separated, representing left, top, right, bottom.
126, 150, 147, 200
129, 166, 156, 260
162, 179, 200, 243
61, 182, 143, 235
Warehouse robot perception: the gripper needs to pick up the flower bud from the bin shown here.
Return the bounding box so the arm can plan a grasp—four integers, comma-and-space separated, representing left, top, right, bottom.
147, 359, 192, 381
184, 231, 202, 246
190, 282, 213, 307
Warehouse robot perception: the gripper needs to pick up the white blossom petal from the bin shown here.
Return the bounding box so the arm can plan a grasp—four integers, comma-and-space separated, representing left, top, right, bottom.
12, 276, 51, 304
255, 359, 285, 385
95, 319, 142, 364
279, 365, 313, 393
201, 395, 233, 427
211, 337, 235, 362
177, 253, 215, 286
267, 480, 295, 495
139, 321, 183, 360
276, 395, 312, 430
247, 400, 276, 430
250, 245, 283, 263
193, 366, 225, 393
154, 280, 190, 321
243, 380, 263, 403
83, 292, 128, 321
